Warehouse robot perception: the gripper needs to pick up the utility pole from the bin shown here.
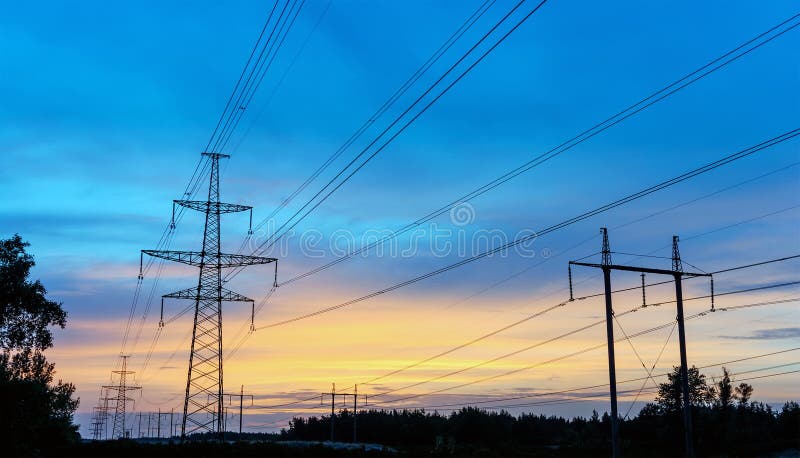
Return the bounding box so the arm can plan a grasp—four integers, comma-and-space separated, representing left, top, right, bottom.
321, 383, 365, 443
328, 383, 335, 441
151, 409, 172, 439
569, 229, 711, 458
137, 412, 143, 438
224, 384, 254, 437
600, 228, 620, 458
142, 152, 278, 440
353, 385, 358, 443
102, 355, 141, 439
671, 236, 695, 458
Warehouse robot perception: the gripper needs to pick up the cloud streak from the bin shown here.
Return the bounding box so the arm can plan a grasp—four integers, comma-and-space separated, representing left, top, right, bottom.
719, 327, 800, 340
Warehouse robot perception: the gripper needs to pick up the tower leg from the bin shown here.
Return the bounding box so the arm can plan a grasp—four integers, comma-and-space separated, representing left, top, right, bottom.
675, 276, 695, 458
603, 267, 621, 458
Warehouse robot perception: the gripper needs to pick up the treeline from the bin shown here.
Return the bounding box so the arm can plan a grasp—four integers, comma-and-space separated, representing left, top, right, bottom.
0, 235, 80, 456
283, 367, 800, 456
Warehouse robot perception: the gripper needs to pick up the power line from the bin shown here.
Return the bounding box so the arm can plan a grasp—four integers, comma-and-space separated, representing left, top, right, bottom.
130, 0, 308, 382
424, 162, 800, 322
118, 143, 215, 376
251, 393, 327, 410
229, 0, 551, 279
214, 0, 308, 153
248, 293, 798, 411
248, 360, 799, 431
147, 9, 800, 422
478, 363, 800, 411
237, 251, 799, 413
712, 254, 800, 274
623, 321, 676, 419
733, 368, 800, 383
367, 287, 798, 401
642, 280, 800, 308
228, 207, 799, 377
105, 161, 209, 426
119, 156, 212, 369
564, 204, 799, 304
138, 327, 193, 385
430, 164, 800, 343
228, 0, 333, 157
142, 153, 278, 438
236, 0, 498, 249
371, 305, 642, 398
204, 0, 281, 152
220, 0, 513, 355
376, 295, 799, 404
380, 346, 800, 410
220, 0, 552, 350
613, 314, 661, 396
120, 161, 204, 349
255, 129, 800, 330
442, 162, 800, 313
224, 285, 278, 361
423, 365, 800, 412
363, 388, 664, 412
280, 13, 800, 286
104, 1, 304, 432
209, 0, 297, 153
223, 16, 800, 364
226, 215, 799, 405
380, 324, 800, 408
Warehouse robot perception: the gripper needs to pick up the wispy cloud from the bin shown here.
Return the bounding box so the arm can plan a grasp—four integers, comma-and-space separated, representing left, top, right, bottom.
719, 327, 800, 340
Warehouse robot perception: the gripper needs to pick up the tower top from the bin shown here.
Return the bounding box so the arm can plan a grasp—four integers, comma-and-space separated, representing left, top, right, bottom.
672, 235, 683, 272
601, 227, 611, 266
202, 152, 230, 160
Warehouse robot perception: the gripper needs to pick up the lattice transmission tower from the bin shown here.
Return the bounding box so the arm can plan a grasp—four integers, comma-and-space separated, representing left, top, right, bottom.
142, 152, 277, 439
102, 355, 141, 439
89, 387, 111, 440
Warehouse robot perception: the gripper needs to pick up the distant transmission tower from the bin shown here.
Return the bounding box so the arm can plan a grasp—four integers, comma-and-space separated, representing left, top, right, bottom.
102, 355, 141, 439
90, 410, 103, 440
142, 152, 277, 439
90, 387, 111, 440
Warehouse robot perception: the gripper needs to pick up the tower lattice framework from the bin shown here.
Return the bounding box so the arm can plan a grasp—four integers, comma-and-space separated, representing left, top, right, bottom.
143, 152, 276, 438
102, 355, 141, 439
89, 387, 111, 440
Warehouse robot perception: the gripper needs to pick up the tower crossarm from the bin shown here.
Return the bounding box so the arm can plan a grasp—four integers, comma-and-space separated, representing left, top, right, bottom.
102, 385, 141, 391
569, 261, 711, 277
175, 200, 252, 214
163, 286, 254, 302
142, 249, 277, 267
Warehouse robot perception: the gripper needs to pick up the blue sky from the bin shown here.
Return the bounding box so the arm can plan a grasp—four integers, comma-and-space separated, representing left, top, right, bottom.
1, 0, 799, 436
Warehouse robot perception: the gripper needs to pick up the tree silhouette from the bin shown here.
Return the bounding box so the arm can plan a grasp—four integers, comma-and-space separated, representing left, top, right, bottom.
735, 381, 754, 406
714, 367, 734, 408
0, 234, 79, 454
645, 365, 714, 415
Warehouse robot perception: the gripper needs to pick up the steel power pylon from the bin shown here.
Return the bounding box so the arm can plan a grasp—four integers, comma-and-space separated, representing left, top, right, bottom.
142, 152, 277, 439
90, 408, 105, 440
102, 355, 141, 439
90, 387, 111, 440
568, 228, 712, 458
